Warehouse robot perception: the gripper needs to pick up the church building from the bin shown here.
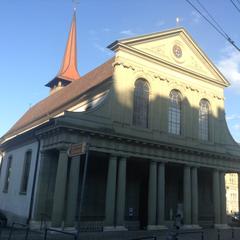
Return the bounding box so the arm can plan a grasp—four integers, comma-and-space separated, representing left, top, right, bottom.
1, 11, 240, 231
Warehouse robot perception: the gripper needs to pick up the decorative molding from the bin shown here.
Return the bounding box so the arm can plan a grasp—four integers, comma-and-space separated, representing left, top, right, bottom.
113, 58, 224, 100
143, 45, 171, 61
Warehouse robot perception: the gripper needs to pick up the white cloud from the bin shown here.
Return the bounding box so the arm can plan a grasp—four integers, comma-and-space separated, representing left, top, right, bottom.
120, 30, 135, 36
217, 47, 240, 90
226, 114, 240, 121
191, 11, 201, 24
233, 124, 240, 130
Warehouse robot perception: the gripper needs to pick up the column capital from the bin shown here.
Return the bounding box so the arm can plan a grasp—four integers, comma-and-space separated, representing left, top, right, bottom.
157, 161, 166, 165
109, 154, 118, 160
118, 155, 128, 160
57, 144, 70, 152
156, 158, 168, 163
150, 160, 158, 164
183, 164, 199, 169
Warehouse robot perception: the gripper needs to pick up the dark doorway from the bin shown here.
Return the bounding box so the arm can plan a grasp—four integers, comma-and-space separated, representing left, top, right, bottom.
126, 159, 149, 230
198, 168, 214, 226
165, 164, 183, 221
138, 165, 149, 229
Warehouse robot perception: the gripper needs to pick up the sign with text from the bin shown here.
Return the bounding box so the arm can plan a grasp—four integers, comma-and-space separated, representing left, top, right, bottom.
68, 143, 87, 157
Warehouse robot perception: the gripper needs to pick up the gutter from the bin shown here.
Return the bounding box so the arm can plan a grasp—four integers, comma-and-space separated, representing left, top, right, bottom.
27, 136, 41, 225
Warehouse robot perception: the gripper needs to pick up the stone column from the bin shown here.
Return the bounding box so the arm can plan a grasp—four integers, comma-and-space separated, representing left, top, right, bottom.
116, 157, 127, 230
33, 151, 51, 220
183, 165, 191, 225
213, 169, 221, 225
157, 162, 165, 226
104, 155, 118, 230
220, 172, 227, 224
51, 148, 69, 227
65, 156, 81, 227
191, 167, 198, 225
147, 161, 157, 229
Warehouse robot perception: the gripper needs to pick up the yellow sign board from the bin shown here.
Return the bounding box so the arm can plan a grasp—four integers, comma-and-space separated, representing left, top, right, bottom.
68, 143, 87, 157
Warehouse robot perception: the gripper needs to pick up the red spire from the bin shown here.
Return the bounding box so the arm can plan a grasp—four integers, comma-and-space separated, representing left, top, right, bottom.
57, 10, 80, 81
45, 10, 80, 93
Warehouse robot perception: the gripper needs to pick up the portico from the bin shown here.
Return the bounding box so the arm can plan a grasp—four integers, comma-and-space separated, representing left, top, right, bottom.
30, 126, 234, 231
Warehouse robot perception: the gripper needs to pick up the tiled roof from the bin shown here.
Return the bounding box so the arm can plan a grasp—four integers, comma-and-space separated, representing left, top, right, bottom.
3, 57, 115, 140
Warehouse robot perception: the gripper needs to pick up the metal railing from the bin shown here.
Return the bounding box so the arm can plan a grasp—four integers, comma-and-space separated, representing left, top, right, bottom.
177, 230, 204, 240
7, 222, 30, 240
217, 227, 236, 240
131, 236, 157, 240
0, 222, 2, 240
43, 227, 77, 240
165, 229, 204, 240
40, 213, 50, 231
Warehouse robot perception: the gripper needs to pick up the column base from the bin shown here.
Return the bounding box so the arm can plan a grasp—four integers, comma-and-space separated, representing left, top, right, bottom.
147, 225, 168, 230
214, 224, 230, 229
115, 226, 128, 231
181, 224, 202, 229
103, 226, 115, 232
103, 226, 128, 231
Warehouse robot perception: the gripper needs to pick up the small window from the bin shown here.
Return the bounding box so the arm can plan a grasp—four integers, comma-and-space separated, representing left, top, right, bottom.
132, 79, 149, 128
168, 90, 181, 135
3, 156, 12, 193
199, 99, 209, 141
20, 151, 32, 194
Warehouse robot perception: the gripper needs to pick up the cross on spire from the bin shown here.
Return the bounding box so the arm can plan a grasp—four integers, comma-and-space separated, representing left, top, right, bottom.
72, 0, 80, 12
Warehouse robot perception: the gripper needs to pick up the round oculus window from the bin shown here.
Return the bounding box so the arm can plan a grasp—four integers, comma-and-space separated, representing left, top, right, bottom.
173, 44, 182, 58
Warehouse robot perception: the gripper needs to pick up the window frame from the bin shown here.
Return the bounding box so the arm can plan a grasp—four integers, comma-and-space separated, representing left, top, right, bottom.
199, 99, 210, 141
19, 150, 32, 195
168, 89, 182, 135
3, 155, 12, 193
132, 78, 150, 128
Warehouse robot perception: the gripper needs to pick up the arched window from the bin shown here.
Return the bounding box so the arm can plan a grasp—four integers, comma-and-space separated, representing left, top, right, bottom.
168, 90, 181, 135
199, 99, 209, 141
133, 79, 149, 128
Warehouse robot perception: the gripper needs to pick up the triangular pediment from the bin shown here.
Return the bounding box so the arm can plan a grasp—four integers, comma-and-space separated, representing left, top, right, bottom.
109, 28, 229, 87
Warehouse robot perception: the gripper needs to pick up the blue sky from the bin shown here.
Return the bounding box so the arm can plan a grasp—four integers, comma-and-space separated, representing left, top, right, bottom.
0, 0, 240, 141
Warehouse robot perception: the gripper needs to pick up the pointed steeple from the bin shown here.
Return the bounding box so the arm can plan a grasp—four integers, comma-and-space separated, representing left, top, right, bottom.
46, 10, 80, 94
